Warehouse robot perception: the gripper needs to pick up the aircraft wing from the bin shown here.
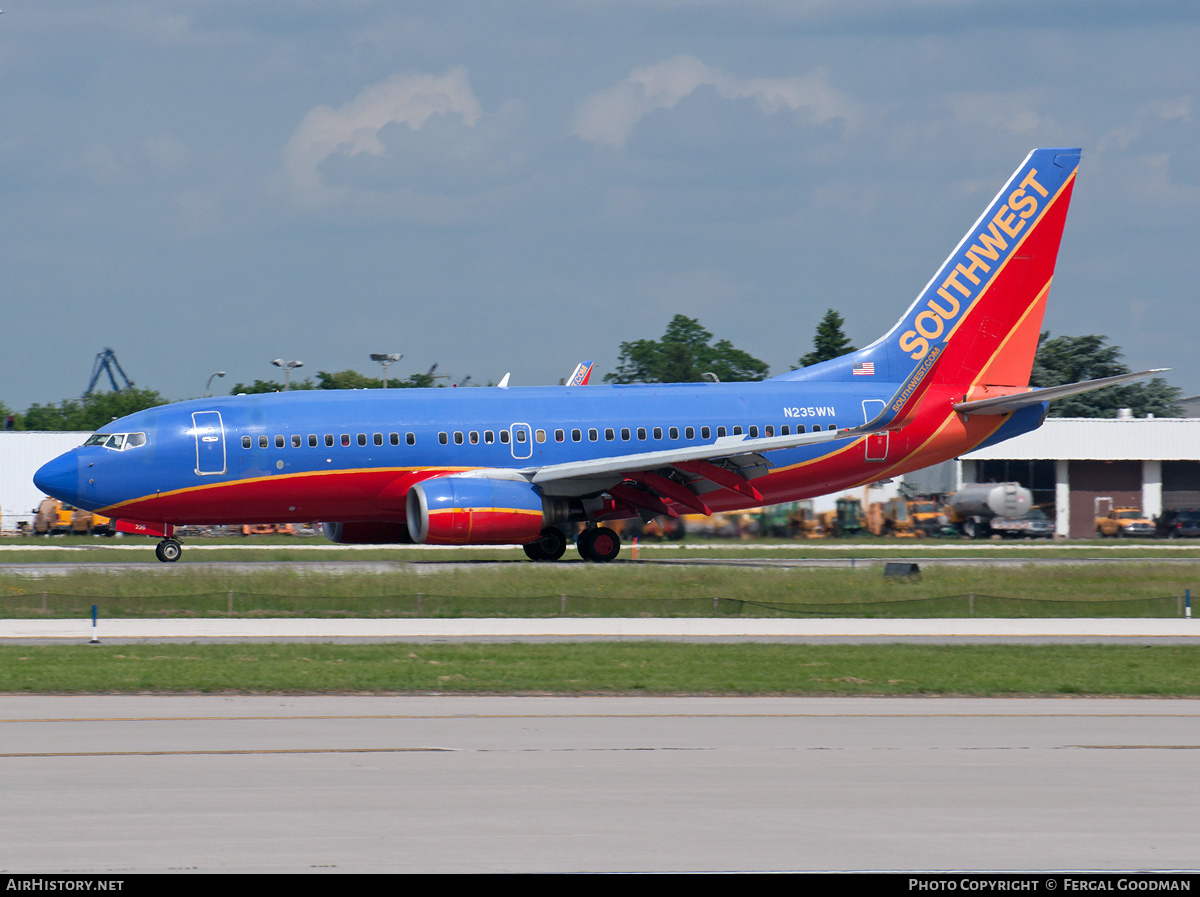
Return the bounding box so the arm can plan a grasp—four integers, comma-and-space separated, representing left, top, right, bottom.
952, 369, 1168, 415
515, 423, 880, 514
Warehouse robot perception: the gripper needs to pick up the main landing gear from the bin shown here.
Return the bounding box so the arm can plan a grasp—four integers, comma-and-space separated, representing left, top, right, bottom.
521, 526, 622, 563
155, 538, 183, 563
523, 527, 568, 562
577, 526, 621, 563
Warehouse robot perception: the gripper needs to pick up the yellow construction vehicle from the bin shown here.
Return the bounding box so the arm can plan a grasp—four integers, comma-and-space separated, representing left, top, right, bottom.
867, 497, 922, 537
32, 498, 111, 535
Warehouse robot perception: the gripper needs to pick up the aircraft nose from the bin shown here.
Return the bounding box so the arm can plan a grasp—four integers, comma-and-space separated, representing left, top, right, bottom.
34, 452, 80, 503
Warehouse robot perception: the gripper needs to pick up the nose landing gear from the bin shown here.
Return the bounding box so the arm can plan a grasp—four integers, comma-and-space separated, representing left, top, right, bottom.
155, 538, 183, 563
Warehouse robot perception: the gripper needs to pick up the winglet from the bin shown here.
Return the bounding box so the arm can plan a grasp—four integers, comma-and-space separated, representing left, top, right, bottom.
497, 373, 511, 389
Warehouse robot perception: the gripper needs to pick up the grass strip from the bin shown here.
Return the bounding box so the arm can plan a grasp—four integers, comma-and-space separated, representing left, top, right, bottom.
3, 564, 1194, 617
1, 643, 1197, 696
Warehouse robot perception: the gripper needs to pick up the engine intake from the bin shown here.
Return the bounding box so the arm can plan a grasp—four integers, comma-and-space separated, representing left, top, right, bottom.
406, 476, 566, 545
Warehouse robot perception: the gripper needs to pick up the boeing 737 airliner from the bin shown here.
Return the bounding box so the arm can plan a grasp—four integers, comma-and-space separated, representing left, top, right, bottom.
34, 148, 1159, 562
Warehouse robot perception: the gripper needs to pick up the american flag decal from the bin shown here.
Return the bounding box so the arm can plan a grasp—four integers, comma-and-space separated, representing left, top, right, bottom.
853, 361, 875, 376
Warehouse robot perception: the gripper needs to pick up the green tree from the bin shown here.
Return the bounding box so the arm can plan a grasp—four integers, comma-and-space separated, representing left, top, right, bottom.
1031, 333, 1183, 418
797, 309, 857, 367
21, 388, 169, 431
228, 378, 310, 394
603, 315, 769, 384
231, 369, 442, 394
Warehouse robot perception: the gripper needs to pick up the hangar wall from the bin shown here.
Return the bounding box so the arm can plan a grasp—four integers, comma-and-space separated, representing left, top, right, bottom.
914, 418, 1200, 539
0, 433, 90, 532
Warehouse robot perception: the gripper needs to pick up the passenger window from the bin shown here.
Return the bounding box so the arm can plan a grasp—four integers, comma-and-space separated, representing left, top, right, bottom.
765, 426, 774, 437
604, 428, 615, 441
357, 433, 367, 446
309, 434, 318, 447
406, 433, 416, 445
733, 426, 743, 436
454, 432, 464, 445
717, 427, 726, 437
621, 428, 631, 441
653, 427, 663, 439
781, 425, 790, 436
470, 431, 480, 444
685, 427, 694, 440
637, 428, 647, 440
374, 433, 383, 446
389, 433, 399, 446
292, 434, 302, 448
572, 429, 582, 442
748, 426, 758, 438
701, 426, 711, 439
555, 429, 565, 443
439, 432, 448, 445
341, 434, 351, 447
325, 434, 334, 447
828, 424, 838, 431
588, 429, 598, 442
669, 427, 679, 439
484, 431, 494, 444
535, 429, 546, 443
242, 436, 252, 449
275, 436, 285, 448
515, 429, 527, 444
500, 431, 510, 444
259, 435, 269, 448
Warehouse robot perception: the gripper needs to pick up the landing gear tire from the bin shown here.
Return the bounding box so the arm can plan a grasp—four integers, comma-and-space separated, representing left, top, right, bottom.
578, 526, 621, 563
155, 539, 182, 563
523, 528, 568, 562
963, 519, 979, 540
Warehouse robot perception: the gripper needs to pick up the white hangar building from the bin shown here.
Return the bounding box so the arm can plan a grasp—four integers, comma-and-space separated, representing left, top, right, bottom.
0, 432, 90, 532
904, 417, 1200, 539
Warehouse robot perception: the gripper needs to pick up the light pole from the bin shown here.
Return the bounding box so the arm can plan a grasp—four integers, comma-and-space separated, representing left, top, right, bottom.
370, 353, 403, 388
271, 358, 303, 391
205, 371, 226, 398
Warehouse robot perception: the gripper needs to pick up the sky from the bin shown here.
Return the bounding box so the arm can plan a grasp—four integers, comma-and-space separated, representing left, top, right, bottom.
2, 1, 1198, 410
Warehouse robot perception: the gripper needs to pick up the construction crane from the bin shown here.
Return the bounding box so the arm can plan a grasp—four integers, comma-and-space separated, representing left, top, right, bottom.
85, 348, 135, 396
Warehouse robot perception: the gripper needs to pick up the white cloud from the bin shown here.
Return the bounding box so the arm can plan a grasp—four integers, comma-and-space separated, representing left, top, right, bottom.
943, 91, 1047, 135
280, 68, 482, 206
572, 55, 856, 148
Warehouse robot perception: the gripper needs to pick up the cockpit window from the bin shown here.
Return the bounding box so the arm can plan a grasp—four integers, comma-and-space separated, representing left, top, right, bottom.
84, 432, 147, 451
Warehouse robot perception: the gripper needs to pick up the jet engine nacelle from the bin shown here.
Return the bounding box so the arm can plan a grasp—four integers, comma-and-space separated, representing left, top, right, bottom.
321, 521, 413, 544
406, 476, 567, 545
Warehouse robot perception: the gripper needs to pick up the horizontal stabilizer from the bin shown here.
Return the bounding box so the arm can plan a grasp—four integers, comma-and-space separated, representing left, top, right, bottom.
953, 369, 1168, 415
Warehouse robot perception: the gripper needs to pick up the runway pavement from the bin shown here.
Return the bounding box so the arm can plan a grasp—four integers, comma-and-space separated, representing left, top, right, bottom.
2, 694, 1197, 873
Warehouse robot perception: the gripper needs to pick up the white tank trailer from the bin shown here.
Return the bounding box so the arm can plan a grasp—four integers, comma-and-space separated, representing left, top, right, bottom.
945, 483, 1034, 538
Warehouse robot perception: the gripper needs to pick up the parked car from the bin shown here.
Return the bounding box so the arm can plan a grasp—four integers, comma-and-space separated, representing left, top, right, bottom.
988, 506, 1056, 539
1155, 509, 1200, 539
